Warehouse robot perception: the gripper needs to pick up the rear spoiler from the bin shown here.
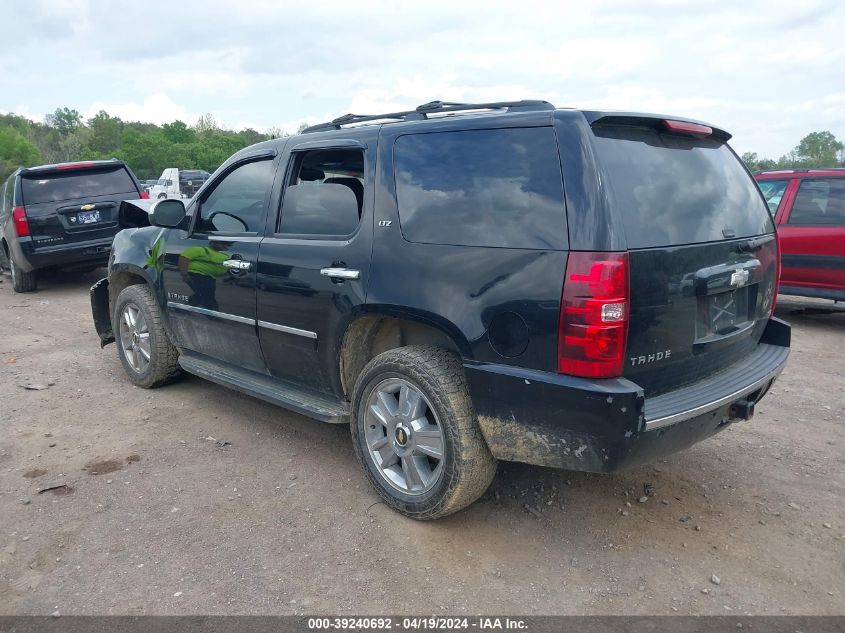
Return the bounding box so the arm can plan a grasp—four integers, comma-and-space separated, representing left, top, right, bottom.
20, 159, 126, 176
582, 112, 731, 142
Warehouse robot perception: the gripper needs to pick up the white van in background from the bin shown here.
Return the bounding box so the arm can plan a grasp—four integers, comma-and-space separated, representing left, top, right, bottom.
147, 168, 210, 199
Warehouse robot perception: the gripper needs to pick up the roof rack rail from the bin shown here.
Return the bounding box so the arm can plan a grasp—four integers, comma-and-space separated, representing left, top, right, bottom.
301, 99, 555, 133
755, 167, 845, 175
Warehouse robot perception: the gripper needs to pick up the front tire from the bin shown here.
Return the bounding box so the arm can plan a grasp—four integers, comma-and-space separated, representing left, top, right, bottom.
114, 284, 181, 388
351, 346, 496, 520
9, 256, 37, 293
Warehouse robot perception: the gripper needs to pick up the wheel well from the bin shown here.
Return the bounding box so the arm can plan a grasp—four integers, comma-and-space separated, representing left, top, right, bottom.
339, 316, 463, 399
108, 271, 147, 307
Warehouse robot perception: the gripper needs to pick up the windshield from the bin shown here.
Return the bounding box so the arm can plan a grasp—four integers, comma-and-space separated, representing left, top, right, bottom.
757, 179, 789, 215
591, 124, 775, 248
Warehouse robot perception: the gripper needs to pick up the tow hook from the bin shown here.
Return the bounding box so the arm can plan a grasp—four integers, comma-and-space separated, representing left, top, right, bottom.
730, 399, 755, 421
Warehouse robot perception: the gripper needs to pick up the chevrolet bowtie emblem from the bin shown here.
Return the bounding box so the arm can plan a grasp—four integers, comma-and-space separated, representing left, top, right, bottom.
80, 204, 95, 211
730, 269, 749, 288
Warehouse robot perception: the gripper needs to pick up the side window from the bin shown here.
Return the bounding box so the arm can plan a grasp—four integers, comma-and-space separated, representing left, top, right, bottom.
277, 148, 364, 237
393, 127, 567, 249
757, 179, 789, 215
789, 178, 845, 226
2, 176, 14, 217
195, 159, 275, 234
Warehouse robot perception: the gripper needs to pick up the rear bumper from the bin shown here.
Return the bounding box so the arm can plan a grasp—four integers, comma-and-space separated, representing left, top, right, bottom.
464, 318, 790, 472
12, 236, 114, 272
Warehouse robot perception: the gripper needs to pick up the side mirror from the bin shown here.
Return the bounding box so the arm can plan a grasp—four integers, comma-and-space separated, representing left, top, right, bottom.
151, 198, 187, 228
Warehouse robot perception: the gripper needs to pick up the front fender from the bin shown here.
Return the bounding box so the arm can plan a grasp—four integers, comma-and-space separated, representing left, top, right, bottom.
109, 226, 168, 292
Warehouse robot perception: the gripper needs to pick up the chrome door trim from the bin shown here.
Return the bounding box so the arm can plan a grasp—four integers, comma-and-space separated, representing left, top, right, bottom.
257, 320, 318, 340
167, 302, 255, 326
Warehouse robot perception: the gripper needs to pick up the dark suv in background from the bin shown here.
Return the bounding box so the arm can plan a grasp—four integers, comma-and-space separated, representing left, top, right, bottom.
1, 159, 147, 292
90, 100, 790, 519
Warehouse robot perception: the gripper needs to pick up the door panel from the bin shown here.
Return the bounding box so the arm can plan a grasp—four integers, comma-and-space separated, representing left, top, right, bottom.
778, 178, 845, 292
161, 154, 278, 372
256, 132, 376, 396
256, 240, 369, 393
162, 234, 265, 371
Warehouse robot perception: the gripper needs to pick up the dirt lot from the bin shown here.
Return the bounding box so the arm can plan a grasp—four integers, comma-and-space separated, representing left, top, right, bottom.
0, 269, 842, 616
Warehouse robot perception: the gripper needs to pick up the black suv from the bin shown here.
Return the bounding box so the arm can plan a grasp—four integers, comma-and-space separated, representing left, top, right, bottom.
1, 159, 147, 292
90, 100, 790, 519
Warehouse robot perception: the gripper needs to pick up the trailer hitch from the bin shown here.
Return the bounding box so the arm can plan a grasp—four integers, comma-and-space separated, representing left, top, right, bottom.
729, 399, 755, 421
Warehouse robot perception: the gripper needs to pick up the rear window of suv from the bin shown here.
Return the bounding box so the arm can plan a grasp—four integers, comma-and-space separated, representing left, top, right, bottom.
394, 127, 567, 249
21, 166, 137, 204
591, 125, 774, 248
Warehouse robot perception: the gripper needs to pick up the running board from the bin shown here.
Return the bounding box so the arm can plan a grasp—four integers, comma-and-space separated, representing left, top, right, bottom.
178, 352, 350, 424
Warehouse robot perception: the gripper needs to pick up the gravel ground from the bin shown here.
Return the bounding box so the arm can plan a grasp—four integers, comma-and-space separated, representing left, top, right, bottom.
0, 269, 843, 615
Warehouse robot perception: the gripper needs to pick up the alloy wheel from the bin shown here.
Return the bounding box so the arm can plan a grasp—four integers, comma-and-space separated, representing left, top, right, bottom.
119, 302, 151, 373
364, 378, 445, 495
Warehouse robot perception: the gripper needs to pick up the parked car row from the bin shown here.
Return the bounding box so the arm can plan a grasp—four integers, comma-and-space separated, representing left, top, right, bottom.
78, 100, 791, 519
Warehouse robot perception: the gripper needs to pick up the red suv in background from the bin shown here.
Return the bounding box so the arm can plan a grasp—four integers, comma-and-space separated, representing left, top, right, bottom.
755, 169, 845, 302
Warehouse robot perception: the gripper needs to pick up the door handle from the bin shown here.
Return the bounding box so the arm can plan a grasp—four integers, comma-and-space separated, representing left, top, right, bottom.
320, 267, 360, 280
223, 259, 251, 271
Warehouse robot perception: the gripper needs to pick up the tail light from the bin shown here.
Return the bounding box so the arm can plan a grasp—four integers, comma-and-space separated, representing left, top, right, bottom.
756, 237, 780, 315
558, 251, 630, 378
662, 119, 712, 138
772, 239, 781, 315
12, 206, 30, 237
139, 190, 150, 199
57, 162, 96, 170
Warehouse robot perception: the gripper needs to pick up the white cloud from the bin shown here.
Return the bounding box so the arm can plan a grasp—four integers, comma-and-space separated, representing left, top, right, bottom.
0, 0, 842, 157
83, 94, 196, 125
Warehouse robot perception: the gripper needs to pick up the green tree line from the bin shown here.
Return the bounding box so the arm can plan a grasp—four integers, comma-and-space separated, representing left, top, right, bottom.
2, 108, 842, 184
0, 107, 278, 183
741, 130, 844, 172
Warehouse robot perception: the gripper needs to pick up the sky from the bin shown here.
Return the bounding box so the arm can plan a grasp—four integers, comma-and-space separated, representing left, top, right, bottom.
2, 0, 843, 158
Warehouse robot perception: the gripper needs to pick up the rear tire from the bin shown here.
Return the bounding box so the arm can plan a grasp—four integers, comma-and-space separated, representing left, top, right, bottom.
114, 284, 181, 388
9, 256, 37, 293
350, 346, 496, 520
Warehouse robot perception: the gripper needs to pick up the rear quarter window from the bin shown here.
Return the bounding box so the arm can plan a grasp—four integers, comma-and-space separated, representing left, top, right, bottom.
393, 127, 567, 249
21, 166, 137, 204
788, 178, 845, 226
591, 125, 774, 248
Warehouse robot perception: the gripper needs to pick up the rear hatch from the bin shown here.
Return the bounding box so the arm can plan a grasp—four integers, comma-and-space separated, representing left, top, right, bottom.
20, 163, 141, 249
589, 118, 778, 396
